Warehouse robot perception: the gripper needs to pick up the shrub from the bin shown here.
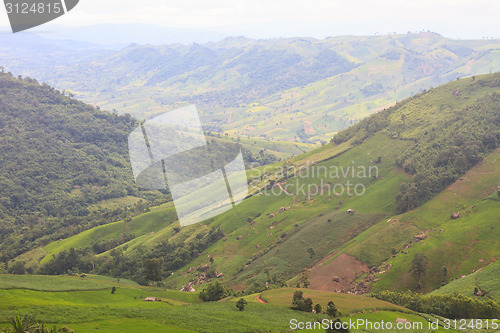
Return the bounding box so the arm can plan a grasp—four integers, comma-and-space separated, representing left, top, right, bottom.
199, 281, 231, 302
236, 298, 248, 311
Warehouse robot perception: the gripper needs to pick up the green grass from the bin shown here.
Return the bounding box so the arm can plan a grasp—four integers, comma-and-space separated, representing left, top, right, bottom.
69, 319, 197, 333
0, 274, 113, 291
248, 288, 407, 314
0, 274, 430, 333
0, 280, 330, 333
41, 205, 177, 263
431, 260, 500, 302
0, 274, 460, 333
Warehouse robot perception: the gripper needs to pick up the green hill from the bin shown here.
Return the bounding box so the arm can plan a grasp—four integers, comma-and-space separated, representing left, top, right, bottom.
24, 73, 499, 300
323, 73, 500, 293
337, 147, 500, 293
0, 72, 173, 264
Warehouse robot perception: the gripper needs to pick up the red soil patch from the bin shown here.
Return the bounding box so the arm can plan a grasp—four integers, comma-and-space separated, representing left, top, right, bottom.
304, 121, 315, 134
309, 253, 370, 292
255, 295, 267, 304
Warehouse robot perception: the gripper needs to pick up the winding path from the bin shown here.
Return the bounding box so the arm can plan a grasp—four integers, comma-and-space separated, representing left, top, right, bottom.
255, 295, 267, 304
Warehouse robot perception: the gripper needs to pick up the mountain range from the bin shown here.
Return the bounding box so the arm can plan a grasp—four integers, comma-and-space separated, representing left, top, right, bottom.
1, 31, 500, 145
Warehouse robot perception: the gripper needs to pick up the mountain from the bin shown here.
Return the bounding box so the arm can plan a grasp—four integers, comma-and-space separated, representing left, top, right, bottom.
23, 73, 499, 299
0, 71, 171, 262
1, 32, 500, 144
30, 24, 229, 46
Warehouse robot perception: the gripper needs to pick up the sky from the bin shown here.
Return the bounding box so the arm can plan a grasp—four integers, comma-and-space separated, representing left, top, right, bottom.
0, 0, 499, 39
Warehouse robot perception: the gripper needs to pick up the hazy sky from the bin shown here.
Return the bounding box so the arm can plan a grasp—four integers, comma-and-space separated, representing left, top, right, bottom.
1, 0, 499, 39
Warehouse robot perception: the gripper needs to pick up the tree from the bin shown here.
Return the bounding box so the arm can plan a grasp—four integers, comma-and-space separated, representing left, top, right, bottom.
236, 298, 248, 311
410, 253, 428, 290
326, 301, 339, 318
290, 291, 313, 312
442, 266, 448, 280
291, 291, 304, 311
7, 261, 26, 275
144, 258, 163, 284
314, 303, 322, 314
199, 281, 230, 302
298, 271, 310, 288
302, 298, 313, 312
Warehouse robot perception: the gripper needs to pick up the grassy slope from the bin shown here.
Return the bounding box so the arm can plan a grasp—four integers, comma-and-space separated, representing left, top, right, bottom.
0, 276, 449, 333
308, 73, 500, 293
0, 274, 118, 291
165, 134, 413, 290
246, 288, 407, 314
431, 260, 500, 302
40, 204, 177, 264
34, 132, 410, 292
334, 148, 500, 293
375, 148, 500, 292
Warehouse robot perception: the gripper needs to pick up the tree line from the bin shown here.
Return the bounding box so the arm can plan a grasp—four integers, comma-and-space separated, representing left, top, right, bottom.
372, 290, 500, 319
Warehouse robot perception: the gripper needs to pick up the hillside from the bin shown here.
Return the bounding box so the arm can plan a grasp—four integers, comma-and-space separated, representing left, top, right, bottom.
2, 32, 500, 143
326, 147, 500, 293
0, 72, 293, 270
431, 260, 500, 302
0, 274, 458, 332
26, 73, 500, 299
0, 72, 175, 264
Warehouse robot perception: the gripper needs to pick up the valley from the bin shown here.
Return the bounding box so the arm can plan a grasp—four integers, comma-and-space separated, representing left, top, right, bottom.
0, 32, 499, 332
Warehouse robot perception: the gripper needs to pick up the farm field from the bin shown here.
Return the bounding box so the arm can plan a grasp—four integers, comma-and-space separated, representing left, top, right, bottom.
0, 275, 457, 332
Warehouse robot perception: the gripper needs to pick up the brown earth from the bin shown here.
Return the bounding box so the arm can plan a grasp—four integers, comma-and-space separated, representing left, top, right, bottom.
304, 121, 316, 134
255, 295, 267, 304
309, 253, 370, 292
